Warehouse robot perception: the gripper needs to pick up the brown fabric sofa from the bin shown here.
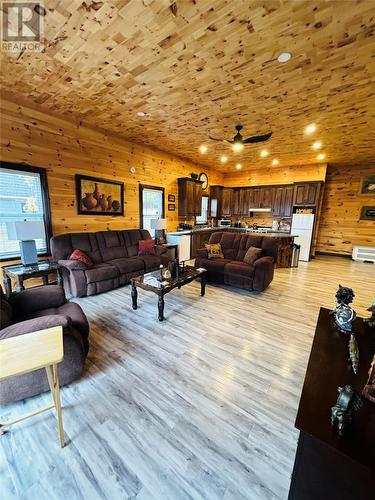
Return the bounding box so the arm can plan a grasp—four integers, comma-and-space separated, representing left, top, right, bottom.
51, 229, 170, 297
195, 231, 277, 292
0, 285, 89, 405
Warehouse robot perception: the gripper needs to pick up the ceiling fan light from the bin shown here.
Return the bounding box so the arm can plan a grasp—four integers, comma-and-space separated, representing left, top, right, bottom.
232, 142, 244, 152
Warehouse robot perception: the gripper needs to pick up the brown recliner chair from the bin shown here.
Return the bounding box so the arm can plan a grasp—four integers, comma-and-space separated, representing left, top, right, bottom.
0, 285, 89, 404
195, 231, 277, 292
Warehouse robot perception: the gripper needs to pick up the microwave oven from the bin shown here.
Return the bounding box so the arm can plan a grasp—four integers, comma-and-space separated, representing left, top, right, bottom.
218, 219, 232, 227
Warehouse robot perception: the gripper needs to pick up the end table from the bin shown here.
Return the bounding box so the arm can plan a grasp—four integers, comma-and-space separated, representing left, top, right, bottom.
2, 260, 62, 297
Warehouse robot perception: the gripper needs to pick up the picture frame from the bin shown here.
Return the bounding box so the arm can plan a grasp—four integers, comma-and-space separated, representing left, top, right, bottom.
360, 206, 375, 221
360, 175, 375, 194
76, 174, 124, 215
168, 203, 175, 211
168, 194, 175, 202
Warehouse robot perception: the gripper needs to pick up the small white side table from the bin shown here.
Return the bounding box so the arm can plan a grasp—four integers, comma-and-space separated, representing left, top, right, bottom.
0, 326, 65, 448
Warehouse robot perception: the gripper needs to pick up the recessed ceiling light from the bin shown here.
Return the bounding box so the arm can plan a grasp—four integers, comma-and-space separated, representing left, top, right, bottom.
305, 123, 317, 135
220, 155, 228, 163
272, 159, 279, 166
232, 142, 244, 152
236, 163, 242, 170
312, 141, 322, 150
278, 52, 291, 63
137, 111, 146, 117
260, 149, 269, 158
317, 153, 326, 161
199, 144, 208, 154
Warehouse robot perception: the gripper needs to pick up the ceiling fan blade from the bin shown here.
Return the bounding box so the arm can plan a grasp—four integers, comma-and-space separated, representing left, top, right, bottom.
209, 135, 225, 142
243, 132, 272, 144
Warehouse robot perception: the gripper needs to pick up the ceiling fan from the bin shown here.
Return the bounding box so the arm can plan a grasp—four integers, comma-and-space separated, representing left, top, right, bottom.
209, 125, 272, 152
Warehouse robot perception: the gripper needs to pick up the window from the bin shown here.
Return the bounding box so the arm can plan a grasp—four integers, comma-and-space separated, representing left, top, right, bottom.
0, 163, 52, 260
139, 185, 165, 237
196, 195, 209, 224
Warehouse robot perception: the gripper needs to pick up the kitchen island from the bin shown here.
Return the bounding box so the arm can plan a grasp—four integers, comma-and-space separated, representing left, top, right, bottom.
167, 227, 296, 267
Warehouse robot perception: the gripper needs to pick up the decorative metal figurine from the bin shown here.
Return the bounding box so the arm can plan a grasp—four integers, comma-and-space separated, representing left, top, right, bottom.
331, 385, 363, 436
332, 284, 356, 333
348, 333, 359, 374
364, 298, 375, 328
362, 354, 375, 403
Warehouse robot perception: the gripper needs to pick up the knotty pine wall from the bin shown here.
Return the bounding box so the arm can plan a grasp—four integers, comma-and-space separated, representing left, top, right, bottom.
222, 163, 327, 187
316, 164, 375, 255
0, 99, 223, 240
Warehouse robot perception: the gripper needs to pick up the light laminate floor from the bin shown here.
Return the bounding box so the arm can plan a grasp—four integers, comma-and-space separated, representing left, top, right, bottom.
1, 256, 374, 500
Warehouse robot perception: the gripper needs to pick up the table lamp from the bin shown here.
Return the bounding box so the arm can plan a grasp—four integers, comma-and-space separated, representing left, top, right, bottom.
151, 218, 167, 244
6, 221, 45, 266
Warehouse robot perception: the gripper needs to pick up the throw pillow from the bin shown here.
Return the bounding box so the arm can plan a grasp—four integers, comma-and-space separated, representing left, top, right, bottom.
243, 246, 263, 265
69, 249, 94, 268
138, 239, 156, 256
205, 242, 224, 259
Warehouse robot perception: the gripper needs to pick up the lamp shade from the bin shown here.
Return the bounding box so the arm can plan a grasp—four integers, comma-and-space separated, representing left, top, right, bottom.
155, 218, 167, 230
150, 218, 167, 230
6, 221, 45, 240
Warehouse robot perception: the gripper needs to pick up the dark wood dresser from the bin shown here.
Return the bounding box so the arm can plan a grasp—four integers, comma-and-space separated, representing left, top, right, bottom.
288, 308, 375, 500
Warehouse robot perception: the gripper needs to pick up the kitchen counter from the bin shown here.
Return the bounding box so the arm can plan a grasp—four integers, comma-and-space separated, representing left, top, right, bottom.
168, 227, 296, 238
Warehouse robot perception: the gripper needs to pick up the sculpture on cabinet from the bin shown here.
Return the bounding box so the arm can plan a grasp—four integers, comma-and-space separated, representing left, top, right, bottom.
332, 285, 356, 333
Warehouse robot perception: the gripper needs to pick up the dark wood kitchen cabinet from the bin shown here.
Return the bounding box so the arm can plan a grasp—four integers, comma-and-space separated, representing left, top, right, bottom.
231, 189, 240, 215
293, 182, 322, 206
239, 188, 249, 215
259, 187, 272, 208
248, 188, 260, 209
178, 178, 203, 217
272, 185, 294, 217
209, 185, 223, 218
221, 188, 233, 216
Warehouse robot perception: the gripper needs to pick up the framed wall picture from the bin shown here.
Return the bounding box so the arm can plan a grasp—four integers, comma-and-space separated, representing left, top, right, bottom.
76, 175, 124, 215
360, 175, 375, 194
360, 206, 375, 221
168, 203, 175, 211
168, 194, 175, 202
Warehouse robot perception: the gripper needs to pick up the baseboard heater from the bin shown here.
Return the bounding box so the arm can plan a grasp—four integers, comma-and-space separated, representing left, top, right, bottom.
352, 246, 375, 263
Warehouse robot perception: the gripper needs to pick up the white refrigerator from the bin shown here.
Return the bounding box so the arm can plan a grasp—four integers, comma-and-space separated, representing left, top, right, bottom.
291, 213, 315, 261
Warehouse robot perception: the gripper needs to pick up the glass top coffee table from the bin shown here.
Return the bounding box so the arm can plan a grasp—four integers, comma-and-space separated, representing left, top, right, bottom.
130, 265, 207, 321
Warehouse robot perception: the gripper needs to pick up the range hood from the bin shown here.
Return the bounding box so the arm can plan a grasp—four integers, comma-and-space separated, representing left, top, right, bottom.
248, 208, 272, 212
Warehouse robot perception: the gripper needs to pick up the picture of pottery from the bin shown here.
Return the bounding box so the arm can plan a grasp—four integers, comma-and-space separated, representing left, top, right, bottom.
81, 192, 97, 210
76, 175, 124, 216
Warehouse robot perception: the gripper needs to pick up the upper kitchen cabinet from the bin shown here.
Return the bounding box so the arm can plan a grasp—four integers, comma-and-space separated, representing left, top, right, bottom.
239, 188, 250, 215
272, 185, 294, 217
293, 182, 322, 206
231, 189, 241, 215
259, 187, 272, 208
178, 177, 203, 217
210, 185, 223, 217
221, 188, 233, 216
248, 188, 260, 209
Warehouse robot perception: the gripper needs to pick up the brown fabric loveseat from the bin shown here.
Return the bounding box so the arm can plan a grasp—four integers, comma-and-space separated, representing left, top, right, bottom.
195, 231, 277, 292
51, 229, 169, 298
0, 285, 89, 404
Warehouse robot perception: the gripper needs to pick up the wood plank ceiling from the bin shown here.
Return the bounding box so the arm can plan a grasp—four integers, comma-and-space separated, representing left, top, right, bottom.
1, 0, 375, 172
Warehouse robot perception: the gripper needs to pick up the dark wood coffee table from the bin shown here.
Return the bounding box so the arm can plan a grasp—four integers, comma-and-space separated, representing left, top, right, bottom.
130, 265, 207, 321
